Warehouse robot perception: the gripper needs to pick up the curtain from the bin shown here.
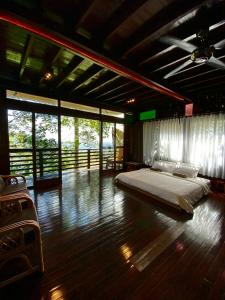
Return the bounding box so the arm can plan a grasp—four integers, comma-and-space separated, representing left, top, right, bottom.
143, 114, 225, 178
184, 114, 225, 178
143, 121, 159, 165
143, 118, 183, 165
158, 118, 183, 162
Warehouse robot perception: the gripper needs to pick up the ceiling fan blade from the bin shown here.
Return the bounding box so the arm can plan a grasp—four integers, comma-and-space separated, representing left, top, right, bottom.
207, 57, 225, 70
164, 59, 193, 79
159, 36, 197, 53
214, 39, 225, 49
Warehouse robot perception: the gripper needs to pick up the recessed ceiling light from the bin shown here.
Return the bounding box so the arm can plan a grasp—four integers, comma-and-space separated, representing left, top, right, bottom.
43, 68, 54, 81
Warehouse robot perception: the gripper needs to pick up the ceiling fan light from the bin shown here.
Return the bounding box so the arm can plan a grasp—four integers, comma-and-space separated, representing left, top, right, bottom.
194, 57, 208, 64
191, 47, 213, 64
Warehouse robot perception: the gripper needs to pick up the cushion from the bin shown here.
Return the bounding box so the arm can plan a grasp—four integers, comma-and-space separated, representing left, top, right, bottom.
152, 160, 176, 173
1, 182, 27, 196
173, 165, 199, 178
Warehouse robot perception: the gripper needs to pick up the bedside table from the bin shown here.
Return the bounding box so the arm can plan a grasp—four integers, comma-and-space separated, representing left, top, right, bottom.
125, 162, 143, 172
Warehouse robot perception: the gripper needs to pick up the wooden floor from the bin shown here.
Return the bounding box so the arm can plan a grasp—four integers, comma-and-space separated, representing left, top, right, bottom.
1, 170, 225, 300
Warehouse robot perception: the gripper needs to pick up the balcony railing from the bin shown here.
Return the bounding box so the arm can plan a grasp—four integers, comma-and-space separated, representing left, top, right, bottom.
9, 147, 123, 185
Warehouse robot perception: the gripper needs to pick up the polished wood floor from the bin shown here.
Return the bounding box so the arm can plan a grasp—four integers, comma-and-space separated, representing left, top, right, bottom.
1, 170, 225, 300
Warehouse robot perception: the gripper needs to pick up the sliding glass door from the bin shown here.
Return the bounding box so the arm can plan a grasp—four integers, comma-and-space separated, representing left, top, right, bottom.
35, 113, 60, 180
8, 109, 34, 186
101, 122, 115, 170
61, 116, 100, 172
8, 109, 125, 186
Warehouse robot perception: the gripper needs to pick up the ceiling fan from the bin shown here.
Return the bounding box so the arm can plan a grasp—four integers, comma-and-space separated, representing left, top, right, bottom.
160, 26, 225, 79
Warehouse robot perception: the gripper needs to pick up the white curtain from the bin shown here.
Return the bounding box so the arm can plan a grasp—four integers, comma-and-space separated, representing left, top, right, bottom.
143, 114, 225, 178
143, 118, 183, 165
143, 121, 159, 165
158, 118, 183, 162
184, 114, 225, 178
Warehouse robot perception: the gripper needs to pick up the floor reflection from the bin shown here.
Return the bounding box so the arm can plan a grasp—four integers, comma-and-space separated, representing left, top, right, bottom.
2, 170, 225, 300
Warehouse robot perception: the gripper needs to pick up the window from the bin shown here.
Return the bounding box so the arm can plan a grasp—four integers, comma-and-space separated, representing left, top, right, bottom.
7, 90, 58, 106
61, 101, 100, 114
101, 109, 124, 119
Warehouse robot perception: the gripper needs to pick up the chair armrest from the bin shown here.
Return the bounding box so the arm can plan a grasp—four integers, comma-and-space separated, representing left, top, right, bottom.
0, 219, 40, 234
0, 193, 33, 207
0, 194, 34, 217
1, 175, 26, 185
0, 220, 44, 273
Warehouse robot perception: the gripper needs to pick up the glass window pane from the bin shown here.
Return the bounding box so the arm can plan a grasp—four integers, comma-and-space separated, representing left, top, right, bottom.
101, 109, 124, 119
103, 122, 115, 170
7, 90, 58, 106
61, 101, 100, 114
116, 123, 124, 147
8, 109, 32, 149
79, 118, 100, 149
35, 113, 59, 179
8, 109, 33, 186
35, 113, 58, 148
61, 116, 75, 150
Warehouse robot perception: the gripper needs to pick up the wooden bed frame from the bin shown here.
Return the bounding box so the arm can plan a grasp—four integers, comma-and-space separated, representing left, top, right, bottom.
115, 179, 183, 212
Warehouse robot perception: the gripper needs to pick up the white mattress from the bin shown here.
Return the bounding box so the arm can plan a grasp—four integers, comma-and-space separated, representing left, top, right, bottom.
115, 169, 210, 214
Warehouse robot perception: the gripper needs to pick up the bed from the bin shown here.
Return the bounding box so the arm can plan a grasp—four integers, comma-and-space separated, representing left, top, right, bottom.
115, 168, 210, 214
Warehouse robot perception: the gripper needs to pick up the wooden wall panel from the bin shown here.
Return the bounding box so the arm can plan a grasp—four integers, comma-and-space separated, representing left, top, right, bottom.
0, 89, 10, 174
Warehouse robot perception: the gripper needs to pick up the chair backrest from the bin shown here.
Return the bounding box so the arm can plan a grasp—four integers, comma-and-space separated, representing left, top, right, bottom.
0, 176, 5, 193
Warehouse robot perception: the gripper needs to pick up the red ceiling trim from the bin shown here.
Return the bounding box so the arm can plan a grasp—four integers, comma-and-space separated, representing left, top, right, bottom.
0, 11, 186, 102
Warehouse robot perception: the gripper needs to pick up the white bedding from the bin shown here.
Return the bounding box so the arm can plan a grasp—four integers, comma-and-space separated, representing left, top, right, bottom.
115, 169, 210, 214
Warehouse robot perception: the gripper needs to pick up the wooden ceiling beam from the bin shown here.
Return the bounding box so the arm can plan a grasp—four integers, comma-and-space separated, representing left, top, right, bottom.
72, 0, 97, 31
55, 56, 83, 88
171, 69, 222, 85
50, 48, 63, 66
181, 74, 225, 90
0, 76, 129, 112
0, 10, 187, 102
70, 72, 118, 98
84, 72, 118, 95
185, 80, 225, 93
19, 34, 34, 78
121, 0, 204, 58
103, 85, 145, 102
95, 81, 133, 99
91, 77, 130, 98
99, 0, 148, 41
113, 89, 158, 104
139, 20, 225, 68
69, 65, 102, 94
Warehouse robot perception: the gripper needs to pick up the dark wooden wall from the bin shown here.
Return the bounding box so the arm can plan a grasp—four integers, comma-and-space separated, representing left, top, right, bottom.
0, 89, 10, 174
124, 122, 143, 163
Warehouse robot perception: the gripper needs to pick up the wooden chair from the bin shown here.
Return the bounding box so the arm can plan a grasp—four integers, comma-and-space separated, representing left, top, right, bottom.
0, 193, 44, 287
106, 147, 124, 170
0, 174, 28, 196
0, 220, 44, 287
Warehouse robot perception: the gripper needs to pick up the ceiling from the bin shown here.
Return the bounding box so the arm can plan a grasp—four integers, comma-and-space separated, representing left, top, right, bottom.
0, 0, 225, 112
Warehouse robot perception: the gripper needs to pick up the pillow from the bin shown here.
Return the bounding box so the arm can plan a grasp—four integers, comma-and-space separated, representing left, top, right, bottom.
173, 165, 199, 178
173, 172, 187, 178
152, 160, 176, 173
